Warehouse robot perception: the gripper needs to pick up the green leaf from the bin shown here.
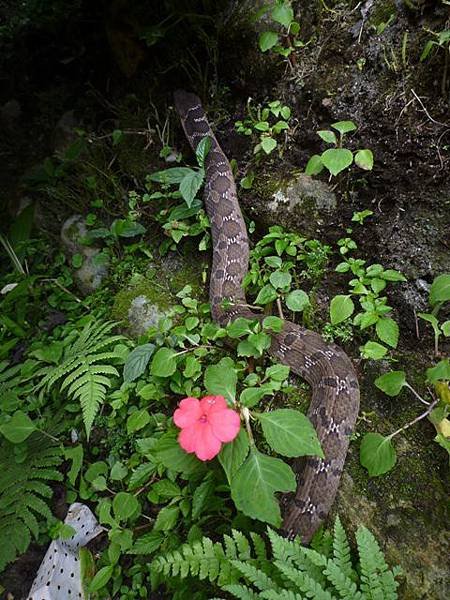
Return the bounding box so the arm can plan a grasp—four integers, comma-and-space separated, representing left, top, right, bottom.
153, 431, 204, 476
255, 284, 278, 305
127, 409, 151, 434
360, 341, 388, 360
259, 31, 279, 52
380, 269, 406, 282
262, 315, 284, 333
0, 411, 36, 443
269, 270, 292, 289
154, 505, 180, 531
331, 120, 357, 135
231, 448, 296, 526
375, 371, 406, 396
271, 3, 294, 27
442, 321, 450, 336
317, 130, 337, 144
195, 137, 211, 168
354, 149, 374, 170
248, 332, 271, 354
254, 121, 270, 132
110, 461, 128, 481
376, 318, 399, 348
179, 170, 204, 208
330, 295, 354, 325
112, 129, 123, 145
150, 348, 177, 377
240, 386, 272, 407
360, 433, 396, 476
72, 253, 83, 268
429, 274, 450, 306
240, 172, 255, 189
227, 317, 255, 339
305, 155, 324, 176
218, 428, 249, 484
111, 219, 145, 238
64, 445, 84, 486
286, 289, 310, 312
89, 565, 114, 592
265, 364, 290, 382
257, 409, 323, 458
123, 343, 155, 382
113, 492, 140, 521
149, 167, 193, 184
321, 148, 353, 176
426, 359, 450, 383
204, 359, 237, 403
260, 137, 277, 154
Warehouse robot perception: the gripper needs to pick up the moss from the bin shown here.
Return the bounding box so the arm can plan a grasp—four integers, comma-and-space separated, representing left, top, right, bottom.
112, 276, 171, 321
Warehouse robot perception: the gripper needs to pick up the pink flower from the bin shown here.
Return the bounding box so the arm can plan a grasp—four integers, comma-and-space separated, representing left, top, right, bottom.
173, 395, 241, 461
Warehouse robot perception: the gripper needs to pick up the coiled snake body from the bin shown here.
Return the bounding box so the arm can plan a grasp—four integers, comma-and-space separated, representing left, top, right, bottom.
174, 90, 360, 543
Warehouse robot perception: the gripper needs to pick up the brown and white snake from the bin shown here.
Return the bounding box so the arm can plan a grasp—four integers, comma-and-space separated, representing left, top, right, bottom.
174, 90, 360, 543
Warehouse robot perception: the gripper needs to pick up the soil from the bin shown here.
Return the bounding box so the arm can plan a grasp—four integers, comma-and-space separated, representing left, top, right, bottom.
0, 0, 449, 598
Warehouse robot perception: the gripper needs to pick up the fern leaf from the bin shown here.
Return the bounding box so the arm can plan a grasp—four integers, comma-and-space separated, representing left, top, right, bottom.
275, 561, 334, 600
230, 560, 278, 592
232, 529, 251, 559
333, 516, 354, 580
260, 591, 304, 600
221, 584, 260, 599
250, 532, 267, 561
323, 560, 362, 600
356, 526, 389, 600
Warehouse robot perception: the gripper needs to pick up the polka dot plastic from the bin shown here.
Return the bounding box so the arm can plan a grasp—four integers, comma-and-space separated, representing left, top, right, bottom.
28, 503, 104, 600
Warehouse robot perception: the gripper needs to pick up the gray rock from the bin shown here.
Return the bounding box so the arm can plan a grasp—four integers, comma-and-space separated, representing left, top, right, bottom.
127, 295, 166, 337
53, 110, 78, 157
60, 215, 108, 295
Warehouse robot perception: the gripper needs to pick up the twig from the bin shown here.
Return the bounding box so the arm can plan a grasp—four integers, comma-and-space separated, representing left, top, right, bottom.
404, 382, 430, 406
410, 88, 448, 127
387, 398, 439, 439
276, 297, 285, 320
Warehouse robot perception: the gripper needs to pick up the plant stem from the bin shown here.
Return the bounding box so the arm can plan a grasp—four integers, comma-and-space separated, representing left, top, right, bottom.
276, 297, 285, 319
241, 407, 255, 445
404, 382, 430, 406
387, 398, 439, 440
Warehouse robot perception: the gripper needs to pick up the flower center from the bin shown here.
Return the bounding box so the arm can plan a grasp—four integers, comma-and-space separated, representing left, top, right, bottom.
199, 414, 208, 423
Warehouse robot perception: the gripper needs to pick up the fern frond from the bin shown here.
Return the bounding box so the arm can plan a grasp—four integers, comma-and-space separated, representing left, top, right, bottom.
260, 591, 304, 600
275, 561, 334, 600
230, 560, 278, 592
333, 516, 355, 580
0, 434, 63, 571
221, 584, 260, 599
250, 532, 267, 561
356, 526, 392, 600
323, 560, 363, 599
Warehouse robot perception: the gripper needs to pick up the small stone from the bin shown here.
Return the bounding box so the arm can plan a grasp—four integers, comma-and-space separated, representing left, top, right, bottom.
127, 295, 166, 337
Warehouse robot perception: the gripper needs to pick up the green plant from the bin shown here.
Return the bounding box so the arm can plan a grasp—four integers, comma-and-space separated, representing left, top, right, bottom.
256, 0, 307, 61
420, 28, 450, 97
153, 517, 401, 598
0, 433, 63, 571
331, 234, 405, 359
35, 320, 125, 438
305, 121, 374, 178
235, 99, 291, 158
417, 273, 450, 355
360, 359, 450, 476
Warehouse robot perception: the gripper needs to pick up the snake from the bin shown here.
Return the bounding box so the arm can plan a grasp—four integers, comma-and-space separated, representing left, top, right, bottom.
174, 90, 360, 543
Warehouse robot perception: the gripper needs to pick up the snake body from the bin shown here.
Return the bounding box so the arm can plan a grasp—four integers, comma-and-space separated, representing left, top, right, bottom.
174, 90, 360, 543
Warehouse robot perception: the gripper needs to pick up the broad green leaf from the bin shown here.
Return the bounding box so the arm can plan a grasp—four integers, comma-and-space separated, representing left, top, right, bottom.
354, 149, 374, 170
152, 479, 181, 498
426, 359, 450, 383
248, 332, 271, 354
317, 130, 337, 144
269, 270, 292, 289
257, 409, 323, 458
442, 321, 450, 336
254, 121, 270, 132
262, 315, 284, 332
429, 274, 450, 306
259, 31, 279, 52
110, 461, 128, 481
286, 289, 310, 312
113, 492, 140, 521
195, 136, 211, 168
331, 120, 357, 135
127, 409, 151, 434
0, 410, 36, 443
111, 219, 145, 238
360, 433, 396, 476
179, 170, 204, 208
154, 505, 180, 531
376, 318, 399, 348
321, 148, 353, 176
260, 137, 277, 154
330, 294, 354, 325
360, 341, 388, 360
149, 167, 193, 184
231, 448, 296, 526
305, 155, 324, 176
375, 371, 406, 396
150, 348, 177, 377
255, 283, 278, 305
123, 343, 155, 382
89, 565, 114, 592
204, 358, 237, 403
271, 3, 294, 27
227, 317, 255, 339
240, 385, 272, 408
265, 364, 290, 382
131, 530, 164, 554
380, 269, 406, 282
218, 429, 249, 484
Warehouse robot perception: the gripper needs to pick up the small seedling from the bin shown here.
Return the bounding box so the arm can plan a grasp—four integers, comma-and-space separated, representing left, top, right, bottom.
256, 0, 306, 60
235, 99, 291, 158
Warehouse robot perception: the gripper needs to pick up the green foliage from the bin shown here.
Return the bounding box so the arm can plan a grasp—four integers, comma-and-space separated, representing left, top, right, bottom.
0, 434, 63, 571
306, 121, 373, 178
256, 0, 306, 59
153, 518, 401, 599
36, 320, 125, 438
417, 273, 450, 355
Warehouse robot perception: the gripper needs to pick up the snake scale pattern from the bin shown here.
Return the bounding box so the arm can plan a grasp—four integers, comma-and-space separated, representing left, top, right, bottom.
174, 90, 360, 543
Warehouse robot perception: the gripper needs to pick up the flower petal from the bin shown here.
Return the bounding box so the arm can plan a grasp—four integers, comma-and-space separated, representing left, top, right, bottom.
194, 423, 222, 461
200, 395, 228, 415
178, 426, 197, 453
174, 397, 202, 428
208, 409, 241, 442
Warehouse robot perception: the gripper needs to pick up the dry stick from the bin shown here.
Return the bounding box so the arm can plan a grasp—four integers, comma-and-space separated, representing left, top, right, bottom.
410, 88, 448, 127
404, 382, 430, 406
387, 398, 439, 440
